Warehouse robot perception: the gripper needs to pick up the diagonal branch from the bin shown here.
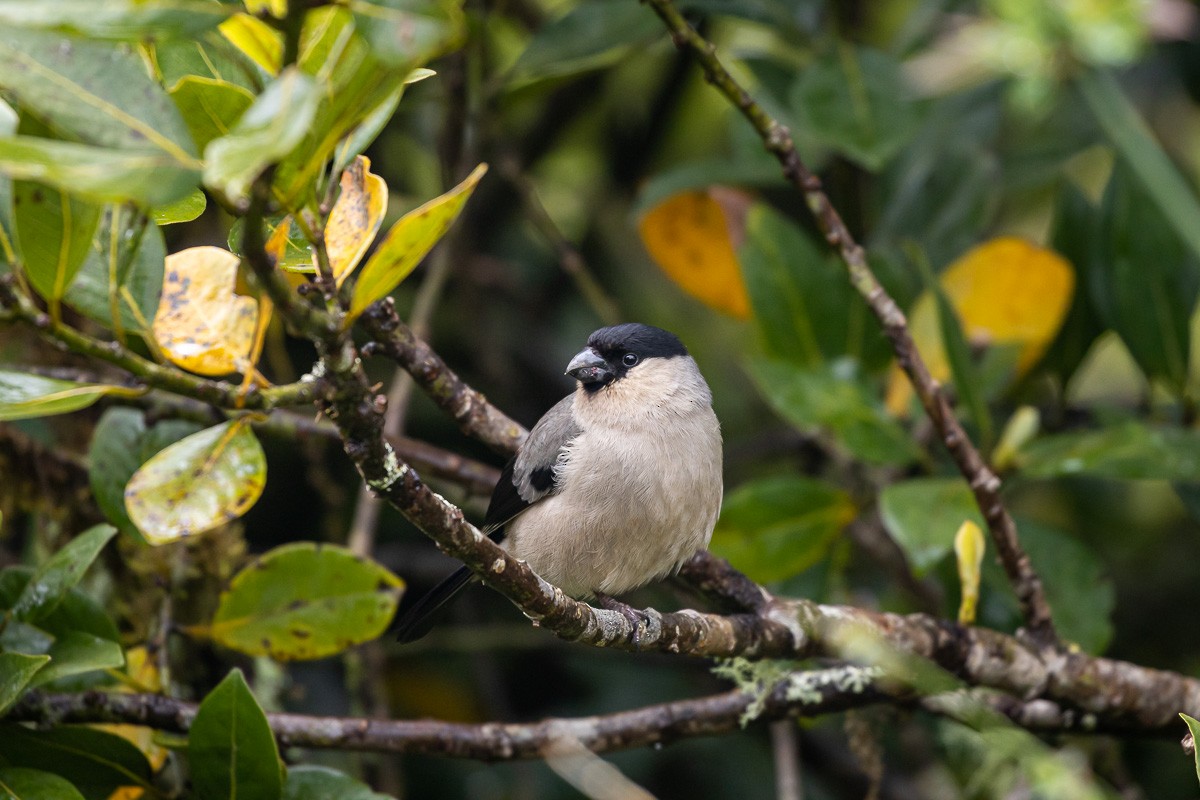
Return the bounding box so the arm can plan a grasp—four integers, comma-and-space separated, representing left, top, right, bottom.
638, 0, 1057, 647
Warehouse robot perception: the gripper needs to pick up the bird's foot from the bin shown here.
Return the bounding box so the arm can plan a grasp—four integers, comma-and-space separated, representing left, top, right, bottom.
595, 593, 648, 648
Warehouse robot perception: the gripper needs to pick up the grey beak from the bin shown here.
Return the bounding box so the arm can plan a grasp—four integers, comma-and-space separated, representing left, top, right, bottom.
566, 347, 613, 385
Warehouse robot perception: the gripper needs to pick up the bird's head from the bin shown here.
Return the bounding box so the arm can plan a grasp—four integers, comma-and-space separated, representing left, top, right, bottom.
565, 323, 690, 394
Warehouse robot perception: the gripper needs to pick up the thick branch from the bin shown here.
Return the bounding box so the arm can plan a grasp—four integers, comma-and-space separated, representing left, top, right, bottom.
361, 299, 527, 456
640, 0, 1057, 647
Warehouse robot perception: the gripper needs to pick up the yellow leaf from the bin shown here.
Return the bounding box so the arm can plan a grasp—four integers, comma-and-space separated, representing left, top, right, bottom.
348, 163, 487, 319
886, 237, 1074, 415
219, 13, 281, 75
325, 155, 388, 287
153, 246, 258, 377
954, 520, 985, 625
638, 187, 751, 319
991, 405, 1040, 471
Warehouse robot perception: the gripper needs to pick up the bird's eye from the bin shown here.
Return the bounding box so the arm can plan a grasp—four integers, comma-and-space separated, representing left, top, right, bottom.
622, 353, 639, 367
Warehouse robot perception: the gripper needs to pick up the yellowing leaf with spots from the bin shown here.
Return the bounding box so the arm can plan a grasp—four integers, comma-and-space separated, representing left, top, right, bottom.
124, 419, 266, 545
348, 162, 487, 319
886, 237, 1074, 415
200, 542, 404, 660
638, 187, 751, 319
153, 246, 259, 377
326, 155, 388, 287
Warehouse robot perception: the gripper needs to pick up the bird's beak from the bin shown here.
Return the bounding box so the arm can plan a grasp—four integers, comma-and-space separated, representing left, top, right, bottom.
566, 347, 613, 385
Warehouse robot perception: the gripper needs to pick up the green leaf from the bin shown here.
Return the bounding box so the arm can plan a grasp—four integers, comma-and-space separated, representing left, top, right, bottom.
31, 631, 125, 687
284, 766, 393, 800
789, 44, 920, 171
0, 567, 120, 643
0, 371, 138, 422
0, 137, 199, 207
13, 181, 102, 303
170, 76, 256, 152
64, 209, 165, 337
1093, 164, 1199, 391
203, 67, 319, 200
0, 1, 234, 39
272, 8, 409, 205
228, 215, 311, 270
749, 358, 920, 466
933, 284, 992, 449
739, 203, 890, 369
0, 653, 50, 715
0, 724, 154, 800
710, 476, 854, 584
153, 189, 207, 225
1019, 520, 1113, 654
349, 0, 464, 67
634, 159, 785, 217
208, 542, 404, 660
1078, 69, 1200, 269
124, 419, 266, 545
0, 768, 85, 800
12, 524, 116, 623
349, 163, 486, 318
1016, 422, 1200, 480
88, 407, 202, 540
154, 34, 264, 95
508, 0, 660, 84
189, 669, 283, 800
879, 478, 983, 575
0, 29, 197, 162
1181, 713, 1200, 787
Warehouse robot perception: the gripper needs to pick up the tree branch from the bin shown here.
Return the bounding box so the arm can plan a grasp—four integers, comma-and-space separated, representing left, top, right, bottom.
0, 276, 321, 412
638, 0, 1058, 647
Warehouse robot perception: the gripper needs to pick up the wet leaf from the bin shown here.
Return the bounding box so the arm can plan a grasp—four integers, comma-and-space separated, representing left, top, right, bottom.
0, 1, 233, 39
206, 542, 403, 660
325, 156, 387, 286
189, 669, 282, 800
12, 524, 116, 623
749, 358, 919, 466
0, 653, 50, 715
124, 419, 266, 545
284, 766, 392, 800
886, 237, 1075, 415
349, 163, 486, 319
711, 476, 854, 583
63, 209, 165, 337
1016, 422, 1200, 481
0, 567, 120, 643
0, 29, 197, 161
88, 407, 202, 540
879, 478, 983, 575
170, 76, 256, 152
0, 371, 139, 422
0, 725, 154, 800
349, 0, 465, 68
31, 631, 125, 687
638, 188, 751, 318
789, 44, 919, 171
0, 137, 199, 206
13, 181, 102, 303
152, 189, 206, 225
0, 768, 85, 800
203, 67, 319, 200
152, 245, 259, 376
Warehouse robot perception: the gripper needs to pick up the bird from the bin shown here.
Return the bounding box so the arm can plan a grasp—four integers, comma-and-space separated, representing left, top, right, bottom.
394, 322, 723, 642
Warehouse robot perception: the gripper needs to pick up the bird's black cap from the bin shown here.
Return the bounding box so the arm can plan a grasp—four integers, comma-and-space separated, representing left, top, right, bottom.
586, 323, 688, 360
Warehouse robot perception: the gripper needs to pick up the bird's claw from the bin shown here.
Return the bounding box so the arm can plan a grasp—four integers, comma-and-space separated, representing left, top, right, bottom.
596, 593, 649, 649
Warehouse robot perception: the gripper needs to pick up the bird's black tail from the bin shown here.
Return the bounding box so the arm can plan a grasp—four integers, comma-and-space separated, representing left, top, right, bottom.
394, 565, 475, 643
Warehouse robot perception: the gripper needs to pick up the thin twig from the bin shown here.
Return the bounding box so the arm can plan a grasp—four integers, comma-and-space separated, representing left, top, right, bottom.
638, 0, 1058, 647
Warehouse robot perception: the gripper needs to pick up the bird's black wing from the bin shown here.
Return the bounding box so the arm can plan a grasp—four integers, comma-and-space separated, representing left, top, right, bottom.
482, 394, 580, 539
396, 394, 579, 642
